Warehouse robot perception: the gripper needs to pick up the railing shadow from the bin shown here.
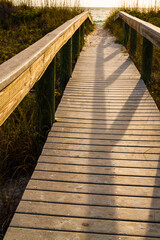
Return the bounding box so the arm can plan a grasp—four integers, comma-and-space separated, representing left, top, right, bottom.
86, 25, 148, 238
146, 155, 160, 237
104, 59, 132, 87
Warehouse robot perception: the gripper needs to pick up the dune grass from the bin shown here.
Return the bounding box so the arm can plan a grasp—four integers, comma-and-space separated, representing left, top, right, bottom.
104, 8, 160, 109
0, 0, 84, 63
0, 0, 94, 237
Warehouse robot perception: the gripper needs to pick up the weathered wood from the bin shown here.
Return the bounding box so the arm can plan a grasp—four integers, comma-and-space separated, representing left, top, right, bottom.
35, 57, 56, 135
51, 121, 160, 129
14, 201, 160, 222
31, 170, 160, 186
5, 229, 159, 240
129, 27, 137, 56
0, 11, 93, 126
27, 179, 160, 197
60, 38, 72, 91
38, 155, 160, 168
80, 22, 85, 50
23, 188, 160, 206
5, 214, 160, 237
55, 111, 160, 120
141, 37, 153, 83
46, 136, 160, 147
72, 28, 80, 65
124, 22, 130, 47
36, 162, 160, 177
48, 132, 160, 143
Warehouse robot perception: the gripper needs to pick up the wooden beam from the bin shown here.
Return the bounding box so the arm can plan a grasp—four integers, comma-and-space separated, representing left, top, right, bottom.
141, 37, 153, 83
129, 27, 137, 56
80, 22, 85, 50
60, 38, 72, 92
72, 28, 80, 64
124, 22, 130, 47
35, 57, 56, 137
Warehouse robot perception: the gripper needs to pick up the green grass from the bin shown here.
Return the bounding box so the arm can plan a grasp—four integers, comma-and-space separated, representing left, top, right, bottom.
0, 0, 94, 237
0, 0, 84, 64
104, 8, 160, 109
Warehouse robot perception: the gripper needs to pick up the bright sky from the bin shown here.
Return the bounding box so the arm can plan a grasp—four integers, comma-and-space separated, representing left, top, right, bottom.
82, 0, 121, 7
81, 0, 159, 8
13, 0, 160, 8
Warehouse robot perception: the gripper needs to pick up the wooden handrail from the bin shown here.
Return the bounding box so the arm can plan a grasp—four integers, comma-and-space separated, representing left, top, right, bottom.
115, 11, 160, 83
115, 11, 160, 48
0, 11, 93, 127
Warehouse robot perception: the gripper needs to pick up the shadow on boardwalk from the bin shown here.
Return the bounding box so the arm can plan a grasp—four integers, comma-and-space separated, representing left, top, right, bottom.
86, 26, 149, 238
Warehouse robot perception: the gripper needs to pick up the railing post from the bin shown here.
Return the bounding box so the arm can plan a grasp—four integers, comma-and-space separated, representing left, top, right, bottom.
60, 37, 72, 92
80, 22, 85, 50
141, 37, 153, 83
129, 28, 137, 57
72, 27, 80, 67
124, 22, 130, 47
35, 57, 56, 137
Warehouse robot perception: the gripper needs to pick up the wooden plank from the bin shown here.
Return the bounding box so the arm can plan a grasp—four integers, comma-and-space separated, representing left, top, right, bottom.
15, 201, 160, 222
60, 98, 157, 105
50, 127, 160, 136
46, 136, 160, 147
31, 171, 160, 186
55, 119, 160, 126
42, 147, 159, 161
58, 103, 158, 110
56, 113, 160, 121
52, 124, 160, 131
52, 120, 160, 127
57, 109, 160, 115
57, 109, 160, 116
54, 116, 160, 125
64, 91, 151, 95
35, 162, 160, 177
5, 228, 160, 240
49, 131, 160, 142
63, 90, 150, 94
43, 142, 160, 154
27, 180, 160, 197
41, 148, 160, 161
22, 189, 160, 209
38, 155, 160, 168
7, 214, 160, 237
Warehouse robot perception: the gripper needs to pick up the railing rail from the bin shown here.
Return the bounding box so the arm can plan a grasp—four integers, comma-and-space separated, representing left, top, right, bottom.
0, 11, 93, 128
115, 11, 160, 47
115, 11, 160, 83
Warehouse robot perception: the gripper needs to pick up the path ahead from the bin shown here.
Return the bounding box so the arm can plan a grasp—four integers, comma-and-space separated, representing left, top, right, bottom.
5, 26, 160, 239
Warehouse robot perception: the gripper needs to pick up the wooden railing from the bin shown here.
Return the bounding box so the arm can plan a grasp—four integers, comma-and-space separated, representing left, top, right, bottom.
115, 11, 160, 82
0, 11, 93, 132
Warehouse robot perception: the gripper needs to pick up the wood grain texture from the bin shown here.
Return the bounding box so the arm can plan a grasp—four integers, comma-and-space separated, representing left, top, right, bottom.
4, 25, 160, 239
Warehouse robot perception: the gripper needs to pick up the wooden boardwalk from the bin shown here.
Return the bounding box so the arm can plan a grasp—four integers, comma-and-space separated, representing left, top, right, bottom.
5, 26, 160, 239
